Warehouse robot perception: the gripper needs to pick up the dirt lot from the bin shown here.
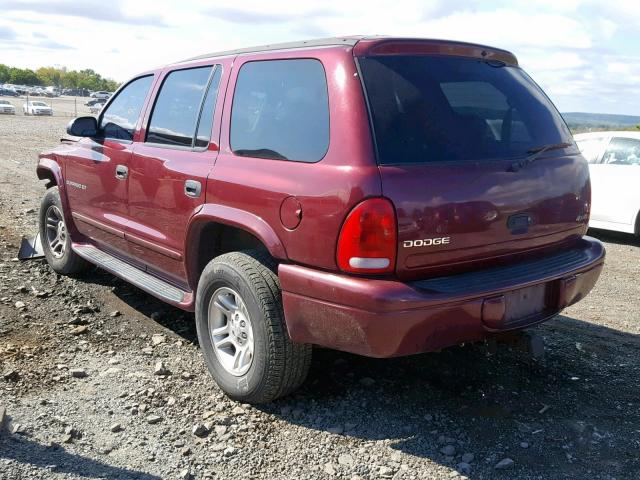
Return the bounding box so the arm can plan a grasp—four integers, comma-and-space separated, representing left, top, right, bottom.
0, 98, 639, 479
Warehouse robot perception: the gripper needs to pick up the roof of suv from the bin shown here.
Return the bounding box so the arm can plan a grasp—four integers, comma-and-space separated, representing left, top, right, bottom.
178, 36, 518, 66
183, 36, 364, 62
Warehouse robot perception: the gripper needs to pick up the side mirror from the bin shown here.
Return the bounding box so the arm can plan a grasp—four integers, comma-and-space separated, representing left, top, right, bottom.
67, 116, 98, 137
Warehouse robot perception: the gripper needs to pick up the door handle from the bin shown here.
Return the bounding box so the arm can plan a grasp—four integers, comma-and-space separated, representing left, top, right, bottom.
115, 165, 128, 180
184, 180, 202, 198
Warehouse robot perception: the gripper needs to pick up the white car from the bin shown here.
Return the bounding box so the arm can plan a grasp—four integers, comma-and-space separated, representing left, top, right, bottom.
23, 101, 53, 116
90, 91, 111, 99
0, 99, 16, 115
575, 131, 640, 236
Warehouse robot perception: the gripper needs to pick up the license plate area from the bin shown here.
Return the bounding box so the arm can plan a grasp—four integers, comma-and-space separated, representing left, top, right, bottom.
504, 283, 551, 327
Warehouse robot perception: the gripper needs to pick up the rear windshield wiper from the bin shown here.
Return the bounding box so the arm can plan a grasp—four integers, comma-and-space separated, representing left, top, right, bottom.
509, 142, 573, 172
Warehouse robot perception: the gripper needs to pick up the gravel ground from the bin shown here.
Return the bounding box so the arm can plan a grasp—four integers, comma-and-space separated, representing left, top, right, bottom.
0, 99, 639, 479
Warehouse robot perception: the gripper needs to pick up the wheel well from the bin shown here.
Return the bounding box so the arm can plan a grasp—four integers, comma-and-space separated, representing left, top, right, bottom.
192, 222, 270, 287
37, 168, 57, 188
635, 210, 640, 236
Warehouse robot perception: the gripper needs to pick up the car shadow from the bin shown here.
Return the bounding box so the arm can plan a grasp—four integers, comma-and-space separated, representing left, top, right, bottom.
588, 227, 639, 246
259, 315, 639, 478
0, 430, 161, 479
74, 267, 199, 344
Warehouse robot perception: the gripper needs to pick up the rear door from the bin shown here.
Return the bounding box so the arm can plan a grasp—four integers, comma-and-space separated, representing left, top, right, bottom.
64, 75, 155, 253
358, 54, 589, 280
127, 64, 225, 286
589, 136, 640, 229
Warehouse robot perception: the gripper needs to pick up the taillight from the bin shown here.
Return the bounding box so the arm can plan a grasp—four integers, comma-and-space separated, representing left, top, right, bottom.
336, 198, 397, 274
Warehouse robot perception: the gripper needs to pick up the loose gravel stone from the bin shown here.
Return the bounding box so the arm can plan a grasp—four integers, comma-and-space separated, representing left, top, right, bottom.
440, 445, 456, 456
110, 423, 123, 433
3, 370, 19, 382
359, 377, 375, 387
495, 458, 515, 470
69, 368, 87, 378
70, 325, 88, 335
192, 423, 209, 437
146, 415, 162, 425
153, 361, 170, 376
461, 453, 475, 463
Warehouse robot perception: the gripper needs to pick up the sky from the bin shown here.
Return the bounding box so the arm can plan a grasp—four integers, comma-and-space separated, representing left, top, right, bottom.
0, 0, 639, 115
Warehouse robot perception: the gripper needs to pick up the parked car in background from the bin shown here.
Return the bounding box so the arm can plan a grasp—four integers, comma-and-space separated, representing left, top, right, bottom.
11, 85, 28, 95
85, 98, 106, 107
89, 100, 105, 114
23, 100, 53, 115
0, 99, 16, 114
90, 91, 111, 99
37, 36, 604, 403
575, 131, 640, 236
44, 86, 61, 97
0, 86, 19, 97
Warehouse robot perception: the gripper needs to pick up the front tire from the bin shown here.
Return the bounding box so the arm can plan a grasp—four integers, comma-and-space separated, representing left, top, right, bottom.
195, 250, 312, 403
39, 187, 89, 275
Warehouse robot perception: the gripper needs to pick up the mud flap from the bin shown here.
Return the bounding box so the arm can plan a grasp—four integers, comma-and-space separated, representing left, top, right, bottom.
18, 233, 45, 260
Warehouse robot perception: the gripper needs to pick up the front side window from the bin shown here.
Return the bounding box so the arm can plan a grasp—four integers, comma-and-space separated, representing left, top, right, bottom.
100, 75, 153, 141
359, 55, 573, 164
147, 66, 213, 146
602, 137, 640, 165
230, 59, 329, 162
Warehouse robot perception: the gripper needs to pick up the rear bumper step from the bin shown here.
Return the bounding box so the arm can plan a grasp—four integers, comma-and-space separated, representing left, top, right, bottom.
73, 243, 192, 308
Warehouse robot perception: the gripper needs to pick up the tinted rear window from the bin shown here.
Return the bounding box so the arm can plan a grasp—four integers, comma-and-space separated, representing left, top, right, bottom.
230, 59, 329, 162
359, 56, 572, 164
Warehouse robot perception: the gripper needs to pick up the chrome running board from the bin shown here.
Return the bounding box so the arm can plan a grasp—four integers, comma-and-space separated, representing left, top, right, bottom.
73, 243, 186, 304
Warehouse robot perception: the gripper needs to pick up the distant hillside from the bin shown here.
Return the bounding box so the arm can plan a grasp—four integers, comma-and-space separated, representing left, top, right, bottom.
562, 112, 640, 133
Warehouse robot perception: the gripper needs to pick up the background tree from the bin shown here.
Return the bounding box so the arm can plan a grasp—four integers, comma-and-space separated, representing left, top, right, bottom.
0, 63, 120, 91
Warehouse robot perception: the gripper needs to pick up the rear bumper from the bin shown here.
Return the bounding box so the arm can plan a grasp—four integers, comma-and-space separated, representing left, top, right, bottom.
279, 237, 605, 357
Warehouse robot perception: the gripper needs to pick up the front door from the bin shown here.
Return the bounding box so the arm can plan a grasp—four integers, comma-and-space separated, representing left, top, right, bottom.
127, 65, 224, 286
590, 136, 640, 229
65, 75, 155, 254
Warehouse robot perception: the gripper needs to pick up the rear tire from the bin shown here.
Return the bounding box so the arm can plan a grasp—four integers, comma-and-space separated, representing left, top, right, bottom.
195, 250, 312, 403
39, 187, 89, 275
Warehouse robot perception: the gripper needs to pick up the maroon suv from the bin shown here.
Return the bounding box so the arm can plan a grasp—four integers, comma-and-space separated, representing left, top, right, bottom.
36, 37, 604, 403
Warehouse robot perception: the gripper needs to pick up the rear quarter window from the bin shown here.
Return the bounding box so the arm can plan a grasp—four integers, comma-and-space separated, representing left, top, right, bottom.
230, 59, 329, 162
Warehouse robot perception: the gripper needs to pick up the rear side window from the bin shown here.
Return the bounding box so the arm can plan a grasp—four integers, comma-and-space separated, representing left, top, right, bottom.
602, 137, 640, 165
359, 56, 572, 164
100, 75, 153, 141
195, 68, 222, 148
147, 66, 213, 147
230, 59, 329, 162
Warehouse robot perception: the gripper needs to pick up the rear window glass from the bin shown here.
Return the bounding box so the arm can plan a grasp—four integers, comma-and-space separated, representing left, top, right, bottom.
230, 59, 329, 162
359, 55, 572, 165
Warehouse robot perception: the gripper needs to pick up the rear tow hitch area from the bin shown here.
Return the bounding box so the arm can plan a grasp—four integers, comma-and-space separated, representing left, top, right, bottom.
485, 329, 545, 363
18, 232, 44, 261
